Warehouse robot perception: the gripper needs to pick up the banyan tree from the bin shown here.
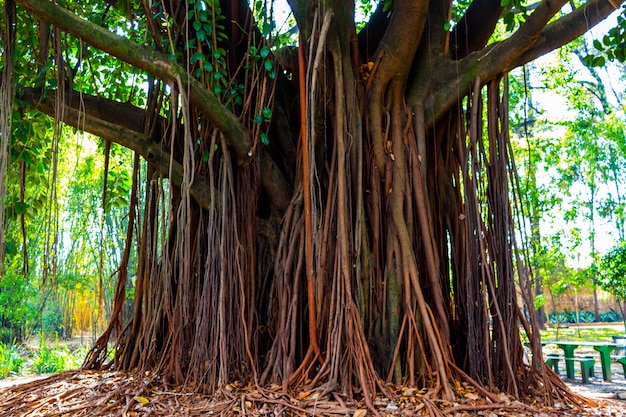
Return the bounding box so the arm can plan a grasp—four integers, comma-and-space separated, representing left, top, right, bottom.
1, 0, 623, 409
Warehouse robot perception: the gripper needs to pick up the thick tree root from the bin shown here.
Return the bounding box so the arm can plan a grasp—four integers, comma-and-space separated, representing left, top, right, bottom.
0, 370, 612, 417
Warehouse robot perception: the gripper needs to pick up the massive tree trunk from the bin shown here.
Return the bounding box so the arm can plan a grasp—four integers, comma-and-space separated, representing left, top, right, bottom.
4, 0, 623, 406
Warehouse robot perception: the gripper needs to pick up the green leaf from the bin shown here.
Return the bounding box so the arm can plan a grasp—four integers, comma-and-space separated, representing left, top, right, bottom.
193, 20, 202, 32
260, 22, 273, 37
13, 202, 29, 215
593, 39, 603, 50
264, 60, 273, 71
191, 51, 204, 64
260, 132, 269, 145
260, 45, 270, 58
262, 107, 272, 120
582, 55, 594, 66
5, 241, 16, 256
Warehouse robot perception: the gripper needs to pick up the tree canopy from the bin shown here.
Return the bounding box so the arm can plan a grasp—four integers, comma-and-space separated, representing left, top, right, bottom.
1, 0, 625, 413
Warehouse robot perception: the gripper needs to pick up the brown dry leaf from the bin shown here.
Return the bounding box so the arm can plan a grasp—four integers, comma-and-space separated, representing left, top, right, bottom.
296, 390, 310, 400
244, 400, 252, 408
464, 392, 479, 400
133, 396, 149, 405
497, 392, 510, 403
353, 409, 367, 417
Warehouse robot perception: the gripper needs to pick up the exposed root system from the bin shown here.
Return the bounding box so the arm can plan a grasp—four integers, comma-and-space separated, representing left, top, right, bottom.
0, 370, 613, 417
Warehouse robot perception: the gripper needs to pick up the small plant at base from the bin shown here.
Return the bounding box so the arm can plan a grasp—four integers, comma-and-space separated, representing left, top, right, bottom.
31, 334, 70, 374
0, 341, 24, 378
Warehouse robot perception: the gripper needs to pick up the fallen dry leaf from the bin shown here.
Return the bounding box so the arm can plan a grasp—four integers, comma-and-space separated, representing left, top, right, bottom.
296, 390, 310, 400
132, 395, 149, 405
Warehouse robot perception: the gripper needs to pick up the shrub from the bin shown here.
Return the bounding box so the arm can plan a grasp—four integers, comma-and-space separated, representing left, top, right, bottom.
600, 309, 623, 323
579, 311, 596, 323
0, 341, 24, 378
30, 335, 70, 374
548, 309, 624, 324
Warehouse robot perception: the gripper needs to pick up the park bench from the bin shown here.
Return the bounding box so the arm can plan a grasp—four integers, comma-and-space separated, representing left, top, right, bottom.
542, 341, 616, 381
613, 356, 626, 378
545, 354, 595, 384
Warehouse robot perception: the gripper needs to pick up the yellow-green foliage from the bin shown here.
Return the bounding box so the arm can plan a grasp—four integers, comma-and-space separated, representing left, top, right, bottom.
0, 341, 24, 378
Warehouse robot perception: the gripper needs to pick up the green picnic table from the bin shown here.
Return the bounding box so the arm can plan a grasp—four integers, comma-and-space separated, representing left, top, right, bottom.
543, 341, 616, 381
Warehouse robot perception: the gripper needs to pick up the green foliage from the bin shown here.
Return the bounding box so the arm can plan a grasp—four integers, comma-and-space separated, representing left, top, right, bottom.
356, 0, 376, 31
583, 6, 626, 67
187, 0, 230, 95
600, 242, 626, 301
31, 335, 73, 374
0, 337, 90, 379
0, 259, 38, 343
510, 36, 626, 283
534, 294, 546, 310
600, 309, 624, 322
0, 341, 24, 378
547, 309, 618, 325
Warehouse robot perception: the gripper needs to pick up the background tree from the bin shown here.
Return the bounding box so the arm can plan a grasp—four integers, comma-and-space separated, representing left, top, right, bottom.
1, 0, 623, 409
0, 116, 131, 342
509, 28, 626, 326
600, 242, 626, 331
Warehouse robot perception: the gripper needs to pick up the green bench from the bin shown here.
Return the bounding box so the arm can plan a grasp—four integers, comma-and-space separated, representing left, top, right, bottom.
545, 354, 595, 384
614, 356, 626, 377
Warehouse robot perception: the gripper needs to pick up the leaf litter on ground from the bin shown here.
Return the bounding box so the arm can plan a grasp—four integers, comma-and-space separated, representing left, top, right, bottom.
0, 370, 624, 416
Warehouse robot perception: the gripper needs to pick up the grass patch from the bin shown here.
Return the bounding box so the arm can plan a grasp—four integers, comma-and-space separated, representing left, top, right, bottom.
540, 326, 623, 342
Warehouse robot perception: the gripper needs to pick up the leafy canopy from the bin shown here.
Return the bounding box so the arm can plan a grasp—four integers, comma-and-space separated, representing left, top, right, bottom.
600, 242, 626, 301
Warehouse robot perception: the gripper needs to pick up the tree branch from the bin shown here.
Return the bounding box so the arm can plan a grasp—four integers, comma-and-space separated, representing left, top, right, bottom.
422, 0, 622, 122
511, 0, 624, 68
17, 86, 291, 213
20, 88, 216, 210
15, 0, 253, 162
